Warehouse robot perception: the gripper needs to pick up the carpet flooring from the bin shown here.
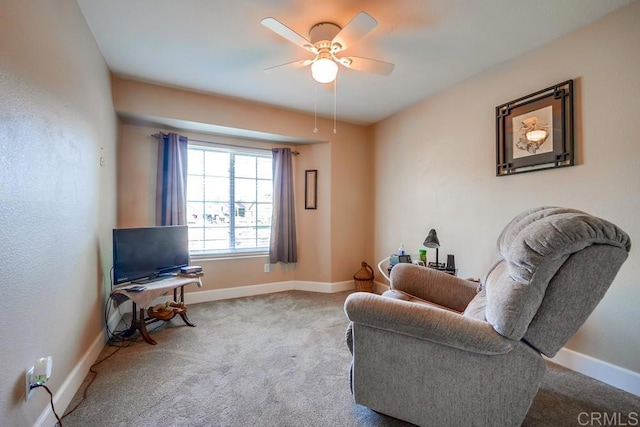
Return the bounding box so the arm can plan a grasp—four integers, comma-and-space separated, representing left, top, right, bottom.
61, 290, 639, 426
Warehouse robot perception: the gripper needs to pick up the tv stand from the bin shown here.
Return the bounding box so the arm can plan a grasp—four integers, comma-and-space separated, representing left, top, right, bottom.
111, 276, 202, 345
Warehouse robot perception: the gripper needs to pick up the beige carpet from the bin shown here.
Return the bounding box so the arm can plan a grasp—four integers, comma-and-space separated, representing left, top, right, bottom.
61, 290, 639, 426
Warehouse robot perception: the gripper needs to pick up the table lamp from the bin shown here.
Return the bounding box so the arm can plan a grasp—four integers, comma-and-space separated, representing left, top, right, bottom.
423, 229, 440, 266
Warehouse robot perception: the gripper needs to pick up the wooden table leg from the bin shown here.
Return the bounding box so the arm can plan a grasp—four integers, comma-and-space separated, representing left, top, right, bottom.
133, 307, 157, 345
114, 277, 201, 345
178, 310, 196, 327
124, 302, 157, 345
175, 285, 196, 327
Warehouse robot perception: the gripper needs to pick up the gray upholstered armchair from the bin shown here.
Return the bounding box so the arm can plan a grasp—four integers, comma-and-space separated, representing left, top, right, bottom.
344, 207, 631, 426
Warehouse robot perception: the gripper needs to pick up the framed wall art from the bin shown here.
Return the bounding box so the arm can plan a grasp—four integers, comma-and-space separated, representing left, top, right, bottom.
496, 80, 574, 176
304, 169, 317, 209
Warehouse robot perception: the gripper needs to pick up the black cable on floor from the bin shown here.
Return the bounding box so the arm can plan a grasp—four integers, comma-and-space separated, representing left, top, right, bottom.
60, 346, 122, 421
32, 384, 62, 426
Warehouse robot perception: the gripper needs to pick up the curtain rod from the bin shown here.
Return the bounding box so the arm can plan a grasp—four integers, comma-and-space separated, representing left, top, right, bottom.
150, 133, 300, 155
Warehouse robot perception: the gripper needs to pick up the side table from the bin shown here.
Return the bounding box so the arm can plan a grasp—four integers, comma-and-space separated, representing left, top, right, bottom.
111, 275, 202, 345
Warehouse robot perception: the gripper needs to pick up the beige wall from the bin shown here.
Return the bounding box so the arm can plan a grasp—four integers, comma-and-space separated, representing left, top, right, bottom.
5, 3, 634, 422
0, 0, 117, 424
113, 78, 374, 289
117, 123, 297, 288
373, 1, 640, 373
330, 125, 375, 282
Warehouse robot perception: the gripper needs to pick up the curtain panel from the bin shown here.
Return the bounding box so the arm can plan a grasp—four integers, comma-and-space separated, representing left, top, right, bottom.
156, 132, 188, 226
269, 148, 297, 263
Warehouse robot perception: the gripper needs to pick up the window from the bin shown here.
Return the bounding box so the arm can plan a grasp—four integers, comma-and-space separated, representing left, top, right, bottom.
186, 143, 272, 256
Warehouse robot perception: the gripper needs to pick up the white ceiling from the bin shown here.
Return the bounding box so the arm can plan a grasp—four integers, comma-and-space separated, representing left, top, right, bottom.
77, 0, 634, 126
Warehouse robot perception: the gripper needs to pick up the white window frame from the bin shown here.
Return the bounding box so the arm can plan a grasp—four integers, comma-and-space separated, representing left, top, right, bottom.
186, 141, 272, 260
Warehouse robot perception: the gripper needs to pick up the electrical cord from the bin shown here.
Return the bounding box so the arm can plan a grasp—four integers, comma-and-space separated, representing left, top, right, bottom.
64, 295, 169, 419
105, 266, 129, 342
31, 384, 62, 426
60, 346, 121, 421
104, 267, 170, 345
63, 264, 171, 421
104, 293, 131, 342
105, 271, 137, 345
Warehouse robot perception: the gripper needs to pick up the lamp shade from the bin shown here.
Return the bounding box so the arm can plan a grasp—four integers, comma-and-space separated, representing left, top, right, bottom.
311, 57, 338, 83
423, 229, 440, 248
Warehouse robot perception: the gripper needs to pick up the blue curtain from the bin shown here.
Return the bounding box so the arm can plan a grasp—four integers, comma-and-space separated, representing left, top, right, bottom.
269, 148, 297, 263
156, 132, 188, 226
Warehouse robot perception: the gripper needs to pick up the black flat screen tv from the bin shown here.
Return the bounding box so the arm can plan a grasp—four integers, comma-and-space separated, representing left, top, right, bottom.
113, 225, 189, 285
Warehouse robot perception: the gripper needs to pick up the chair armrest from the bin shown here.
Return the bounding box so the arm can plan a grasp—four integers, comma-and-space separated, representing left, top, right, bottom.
345, 292, 515, 355
390, 263, 478, 312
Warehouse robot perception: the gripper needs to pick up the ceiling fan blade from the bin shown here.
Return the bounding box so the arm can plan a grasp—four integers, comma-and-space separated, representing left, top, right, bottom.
332, 11, 377, 51
261, 17, 315, 53
341, 56, 395, 76
264, 58, 314, 73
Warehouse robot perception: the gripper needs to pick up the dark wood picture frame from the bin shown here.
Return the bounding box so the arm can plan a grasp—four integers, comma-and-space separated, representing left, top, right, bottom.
305, 170, 317, 209
496, 80, 574, 176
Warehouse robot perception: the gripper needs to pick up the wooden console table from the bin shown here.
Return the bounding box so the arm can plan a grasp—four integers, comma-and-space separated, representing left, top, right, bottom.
111, 276, 202, 345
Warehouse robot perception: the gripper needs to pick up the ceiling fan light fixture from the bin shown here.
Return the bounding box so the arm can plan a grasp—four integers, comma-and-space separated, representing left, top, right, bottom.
311, 57, 338, 83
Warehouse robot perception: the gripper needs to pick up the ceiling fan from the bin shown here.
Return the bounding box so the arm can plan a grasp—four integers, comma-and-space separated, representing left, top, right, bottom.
261, 11, 394, 84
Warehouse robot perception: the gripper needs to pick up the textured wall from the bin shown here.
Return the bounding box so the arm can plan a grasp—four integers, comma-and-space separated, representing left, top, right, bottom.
0, 0, 117, 424
373, 1, 640, 373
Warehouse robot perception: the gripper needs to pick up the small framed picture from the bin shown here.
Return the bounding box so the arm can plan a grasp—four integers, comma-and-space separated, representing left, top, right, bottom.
496, 80, 574, 176
305, 170, 317, 209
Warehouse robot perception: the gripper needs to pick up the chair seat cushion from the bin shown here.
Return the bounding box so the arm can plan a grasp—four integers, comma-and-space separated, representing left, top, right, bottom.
462, 289, 487, 321
382, 289, 461, 313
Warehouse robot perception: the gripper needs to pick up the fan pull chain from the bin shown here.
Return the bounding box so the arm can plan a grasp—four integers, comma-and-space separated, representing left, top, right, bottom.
313, 83, 318, 133
333, 76, 337, 134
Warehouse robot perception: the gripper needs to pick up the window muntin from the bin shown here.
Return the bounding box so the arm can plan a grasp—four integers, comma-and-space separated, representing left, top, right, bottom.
187, 144, 272, 256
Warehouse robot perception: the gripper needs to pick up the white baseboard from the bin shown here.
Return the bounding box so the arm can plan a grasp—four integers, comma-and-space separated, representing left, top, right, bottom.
374, 281, 639, 396
42, 280, 637, 427
37, 280, 356, 424
183, 281, 293, 304
34, 324, 107, 427
175, 280, 355, 305
547, 347, 640, 397
106, 299, 131, 332
295, 280, 354, 294
374, 280, 390, 294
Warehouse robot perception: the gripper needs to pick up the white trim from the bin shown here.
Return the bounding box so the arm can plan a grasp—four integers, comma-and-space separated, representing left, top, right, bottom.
370, 281, 640, 396
34, 326, 107, 427
46, 280, 639, 427
40, 281, 354, 427
111, 280, 357, 323
106, 299, 131, 333
189, 251, 268, 262
547, 347, 640, 397
374, 280, 390, 294
35, 280, 354, 425
182, 281, 293, 304
160, 280, 355, 305
294, 280, 354, 293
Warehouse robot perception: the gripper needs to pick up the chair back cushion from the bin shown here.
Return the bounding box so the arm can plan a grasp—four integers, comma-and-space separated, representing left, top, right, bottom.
480, 207, 630, 356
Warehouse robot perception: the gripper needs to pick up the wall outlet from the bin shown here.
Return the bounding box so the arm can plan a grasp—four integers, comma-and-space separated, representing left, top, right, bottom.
34, 356, 53, 384
25, 356, 52, 401
264, 263, 270, 273
25, 366, 34, 401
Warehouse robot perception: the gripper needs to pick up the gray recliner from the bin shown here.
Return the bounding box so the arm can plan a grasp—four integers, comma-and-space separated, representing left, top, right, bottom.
344, 207, 631, 426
